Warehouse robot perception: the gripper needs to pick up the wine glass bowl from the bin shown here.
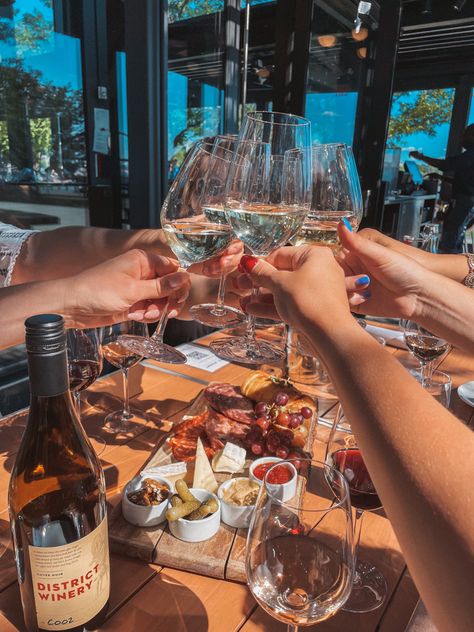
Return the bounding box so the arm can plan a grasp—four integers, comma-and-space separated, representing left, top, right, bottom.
325, 408, 387, 613
402, 320, 450, 387
291, 143, 363, 252
246, 458, 354, 631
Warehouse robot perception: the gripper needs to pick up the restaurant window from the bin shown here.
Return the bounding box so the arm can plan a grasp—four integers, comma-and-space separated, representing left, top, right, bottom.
304, 2, 368, 147
386, 88, 455, 175
0, 0, 88, 229
167, 0, 225, 184
468, 87, 474, 125
243, 1, 275, 113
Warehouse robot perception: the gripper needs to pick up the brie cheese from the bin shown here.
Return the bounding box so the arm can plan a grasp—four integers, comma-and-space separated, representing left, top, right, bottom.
212, 442, 246, 473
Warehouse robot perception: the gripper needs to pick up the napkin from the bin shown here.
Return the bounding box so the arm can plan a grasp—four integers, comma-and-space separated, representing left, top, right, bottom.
365, 324, 407, 349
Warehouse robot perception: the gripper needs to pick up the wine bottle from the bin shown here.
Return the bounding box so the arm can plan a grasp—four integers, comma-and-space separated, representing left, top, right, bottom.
8, 315, 110, 632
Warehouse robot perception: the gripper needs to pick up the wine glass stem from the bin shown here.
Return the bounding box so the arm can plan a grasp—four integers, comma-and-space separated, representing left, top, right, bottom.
245, 287, 259, 342
122, 367, 130, 418
150, 300, 170, 344
74, 391, 81, 415
420, 360, 434, 387
287, 625, 298, 632
212, 271, 227, 315
353, 508, 365, 585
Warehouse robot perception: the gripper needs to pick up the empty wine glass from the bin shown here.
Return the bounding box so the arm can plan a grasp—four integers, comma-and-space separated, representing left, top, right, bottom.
67, 327, 106, 455
211, 111, 312, 365
325, 406, 387, 613
246, 458, 354, 631
402, 320, 450, 387
101, 321, 148, 434
291, 143, 363, 252
188, 136, 246, 327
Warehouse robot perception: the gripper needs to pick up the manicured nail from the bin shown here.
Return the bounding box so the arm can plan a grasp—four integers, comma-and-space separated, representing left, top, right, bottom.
168, 309, 179, 319
166, 273, 187, 289
362, 289, 371, 299
240, 255, 258, 273
144, 309, 160, 320
128, 312, 144, 320
342, 217, 353, 232
356, 275, 370, 287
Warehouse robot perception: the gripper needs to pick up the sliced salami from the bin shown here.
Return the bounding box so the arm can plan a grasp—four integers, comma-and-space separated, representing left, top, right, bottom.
204, 383, 255, 424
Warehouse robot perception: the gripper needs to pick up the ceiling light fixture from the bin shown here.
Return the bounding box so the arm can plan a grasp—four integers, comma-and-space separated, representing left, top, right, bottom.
317, 35, 337, 48
351, 27, 369, 41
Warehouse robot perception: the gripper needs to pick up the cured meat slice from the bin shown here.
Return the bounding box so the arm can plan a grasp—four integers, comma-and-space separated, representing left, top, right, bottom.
204, 383, 255, 424
169, 413, 213, 462
204, 409, 248, 446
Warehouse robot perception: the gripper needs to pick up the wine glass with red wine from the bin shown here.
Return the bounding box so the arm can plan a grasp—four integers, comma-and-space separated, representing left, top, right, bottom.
325, 406, 387, 612
101, 321, 148, 434
246, 458, 354, 632
67, 327, 105, 455
402, 320, 450, 388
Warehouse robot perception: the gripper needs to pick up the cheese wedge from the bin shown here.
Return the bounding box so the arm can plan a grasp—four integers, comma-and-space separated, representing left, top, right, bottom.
193, 438, 218, 493
212, 442, 246, 473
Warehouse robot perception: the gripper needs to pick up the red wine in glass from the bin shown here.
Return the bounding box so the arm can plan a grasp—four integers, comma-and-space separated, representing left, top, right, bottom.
327, 448, 382, 511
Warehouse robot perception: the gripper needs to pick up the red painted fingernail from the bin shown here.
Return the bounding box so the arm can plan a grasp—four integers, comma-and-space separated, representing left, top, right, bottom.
240, 255, 258, 273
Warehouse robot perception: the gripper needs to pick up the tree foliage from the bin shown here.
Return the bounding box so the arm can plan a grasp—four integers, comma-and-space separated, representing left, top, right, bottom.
388, 89, 454, 146
168, 0, 224, 22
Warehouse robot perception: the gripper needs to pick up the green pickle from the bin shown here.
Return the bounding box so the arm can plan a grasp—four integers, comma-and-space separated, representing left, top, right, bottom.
175, 479, 197, 502
187, 497, 219, 521
166, 499, 201, 522
169, 494, 183, 507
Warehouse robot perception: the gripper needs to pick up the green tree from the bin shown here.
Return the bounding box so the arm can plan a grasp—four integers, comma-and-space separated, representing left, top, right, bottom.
388, 89, 454, 146
168, 0, 223, 22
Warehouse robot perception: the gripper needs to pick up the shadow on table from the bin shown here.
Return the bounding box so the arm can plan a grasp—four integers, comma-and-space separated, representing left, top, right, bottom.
102, 571, 208, 630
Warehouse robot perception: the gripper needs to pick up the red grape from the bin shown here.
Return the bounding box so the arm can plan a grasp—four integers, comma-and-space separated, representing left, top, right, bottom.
251, 441, 265, 456
274, 392, 289, 406
276, 412, 290, 427
300, 406, 312, 419
255, 416, 270, 432
288, 413, 303, 429
255, 402, 269, 416
288, 451, 302, 469
279, 429, 294, 445
276, 445, 290, 459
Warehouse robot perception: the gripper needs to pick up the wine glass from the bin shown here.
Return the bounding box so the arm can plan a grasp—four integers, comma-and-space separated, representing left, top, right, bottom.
246, 458, 355, 631
101, 321, 148, 434
325, 407, 387, 613
402, 320, 450, 388
211, 111, 312, 365
67, 328, 106, 455
188, 136, 246, 327
291, 143, 363, 252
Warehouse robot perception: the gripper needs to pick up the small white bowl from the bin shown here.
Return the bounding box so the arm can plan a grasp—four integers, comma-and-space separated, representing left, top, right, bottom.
122, 474, 172, 527
168, 488, 221, 542
249, 457, 298, 503
218, 478, 257, 529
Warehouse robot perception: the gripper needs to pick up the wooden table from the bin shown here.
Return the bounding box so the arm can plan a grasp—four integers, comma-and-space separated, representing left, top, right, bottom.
0, 329, 472, 631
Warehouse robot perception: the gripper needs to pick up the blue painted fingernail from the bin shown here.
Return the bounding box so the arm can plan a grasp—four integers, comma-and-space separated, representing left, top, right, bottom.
356, 275, 370, 287
342, 217, 353, 232
362, 289, 371, 299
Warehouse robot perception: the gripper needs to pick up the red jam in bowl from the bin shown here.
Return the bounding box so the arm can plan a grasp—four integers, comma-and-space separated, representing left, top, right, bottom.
253, 462, 293, 484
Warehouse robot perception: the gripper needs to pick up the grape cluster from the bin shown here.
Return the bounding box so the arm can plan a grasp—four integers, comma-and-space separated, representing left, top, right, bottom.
244, 391, 312, 460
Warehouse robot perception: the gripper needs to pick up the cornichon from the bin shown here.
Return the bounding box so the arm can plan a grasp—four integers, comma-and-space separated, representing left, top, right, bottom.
186, 497, 219, 521
169, 494, 183, 507
175, 479, 197, 503
165, 499, 201, 522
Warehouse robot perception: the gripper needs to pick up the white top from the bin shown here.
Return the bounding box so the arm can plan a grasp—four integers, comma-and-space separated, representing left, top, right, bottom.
0, 222, 37, 288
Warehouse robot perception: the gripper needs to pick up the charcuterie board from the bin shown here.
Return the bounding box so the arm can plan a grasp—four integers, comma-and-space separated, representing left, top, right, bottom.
107, 373, 318, 583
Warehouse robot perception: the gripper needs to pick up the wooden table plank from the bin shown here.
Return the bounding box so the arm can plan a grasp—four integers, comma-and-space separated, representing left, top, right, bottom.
378, 567, 420, 632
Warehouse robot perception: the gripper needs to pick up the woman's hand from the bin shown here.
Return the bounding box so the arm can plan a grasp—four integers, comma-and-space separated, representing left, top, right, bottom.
238, 246, 355, 335
63, 249, 191, 328
192, 239, 245, 277
337, 223, 426, 319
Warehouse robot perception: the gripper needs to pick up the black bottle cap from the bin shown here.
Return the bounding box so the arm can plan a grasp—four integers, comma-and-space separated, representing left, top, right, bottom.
25, 314, 66, 356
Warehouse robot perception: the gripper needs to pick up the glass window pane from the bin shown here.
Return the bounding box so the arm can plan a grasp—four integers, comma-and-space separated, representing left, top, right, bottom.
305, 2, 368, 146
387, 88, 455, 174
0, 0, 88, 228
167, 2, 225, 183
468, 88, 474, 126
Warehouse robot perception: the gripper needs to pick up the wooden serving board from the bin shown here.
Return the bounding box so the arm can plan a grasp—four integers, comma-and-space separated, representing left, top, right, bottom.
108, 385, 318, 583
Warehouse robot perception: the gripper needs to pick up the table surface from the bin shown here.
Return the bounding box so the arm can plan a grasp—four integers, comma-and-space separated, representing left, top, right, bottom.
1, 327, 471, 632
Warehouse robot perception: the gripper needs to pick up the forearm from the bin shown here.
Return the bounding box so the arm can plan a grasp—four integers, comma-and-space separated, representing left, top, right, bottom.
419, 155, 446, 170
11, 227, 171, 284
304, 318, 474, 631
414, 269, 474, 352
0, 279, 69, 347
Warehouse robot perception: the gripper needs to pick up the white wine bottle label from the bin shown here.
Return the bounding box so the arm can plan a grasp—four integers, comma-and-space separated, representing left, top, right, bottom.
29, 516, 110, 630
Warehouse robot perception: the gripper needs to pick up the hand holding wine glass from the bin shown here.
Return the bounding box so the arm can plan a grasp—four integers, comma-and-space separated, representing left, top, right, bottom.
246, 458, 354, 631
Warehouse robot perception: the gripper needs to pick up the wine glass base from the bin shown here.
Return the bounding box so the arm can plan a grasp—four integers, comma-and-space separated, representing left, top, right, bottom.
343, 560, 387, 613
104, 409, 148, 435
189, 303, 246, 328
118, 335, 187, 364
210, 336, 285, 366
